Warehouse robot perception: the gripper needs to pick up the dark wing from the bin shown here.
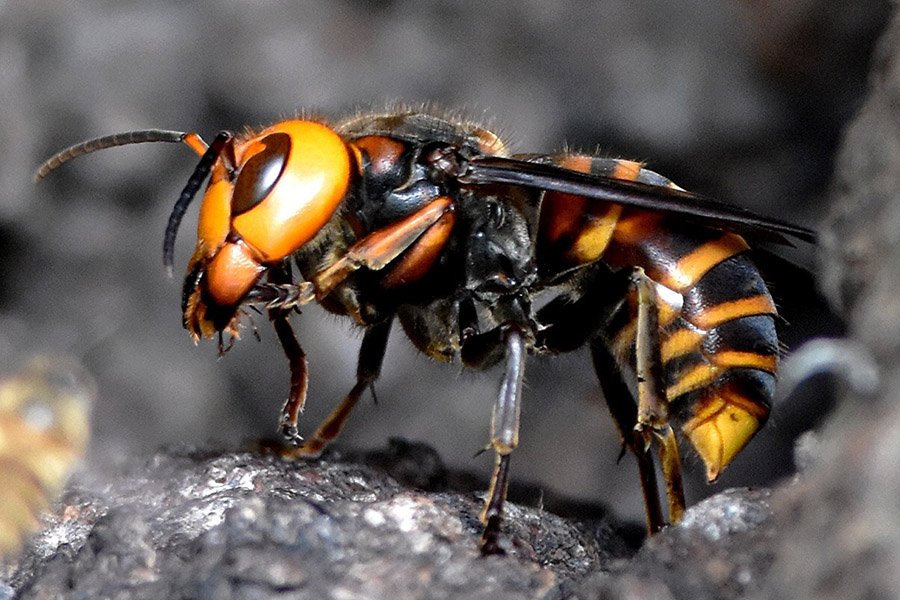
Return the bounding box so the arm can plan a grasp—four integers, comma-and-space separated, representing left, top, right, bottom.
750, 248, 843, 332
459, 156, 816, 245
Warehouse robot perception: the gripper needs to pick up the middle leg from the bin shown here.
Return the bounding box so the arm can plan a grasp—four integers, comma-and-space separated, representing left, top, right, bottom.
478, 324, 526, 555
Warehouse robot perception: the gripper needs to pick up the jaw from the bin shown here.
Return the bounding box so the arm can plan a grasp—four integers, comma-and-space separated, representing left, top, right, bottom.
183, 283, 242, 344
180, 241, 265, 344
181, 253, 243, 344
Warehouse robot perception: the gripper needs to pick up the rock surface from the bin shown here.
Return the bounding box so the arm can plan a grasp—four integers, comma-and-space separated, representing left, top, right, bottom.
0, 442, 796, 599
2, 444, 638, 600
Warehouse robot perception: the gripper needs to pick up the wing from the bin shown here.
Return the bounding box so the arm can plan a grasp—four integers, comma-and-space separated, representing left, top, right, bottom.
750, 248, 843, 332
458, 155, 816, 245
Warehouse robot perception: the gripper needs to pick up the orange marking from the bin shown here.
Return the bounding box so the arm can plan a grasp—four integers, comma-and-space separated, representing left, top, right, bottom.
559, 154, 594, 172
538, 154, 594, 246
195, 163, 234, 258
567, 204, 622, 263
710, 350, 777, 373
660, 234, 749, 292
719, 386, 771, 419
541, 193, 587, 242
348, 143, 365, 176
661, 328, 704, 362
611, 159, 643, 181
682, 386, 769, 481
236, 138, 267, 163
542, 156, 637, 262
689, 295, 777, 329
611, 212, 664, 246
656, 294, 682, 327
351, 136, 407, 176
205, 242, 265, 308
383, 209, 457, 288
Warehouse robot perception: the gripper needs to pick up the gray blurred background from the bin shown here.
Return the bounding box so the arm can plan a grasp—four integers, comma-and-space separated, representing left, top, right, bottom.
0, 0, 885, 522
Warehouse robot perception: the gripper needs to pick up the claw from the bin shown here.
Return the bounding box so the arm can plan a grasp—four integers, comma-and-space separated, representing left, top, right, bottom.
279, 421, 303, 447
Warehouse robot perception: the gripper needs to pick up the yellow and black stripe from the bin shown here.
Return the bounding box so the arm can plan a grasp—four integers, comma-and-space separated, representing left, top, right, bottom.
536, 154, 778, 481
536, 156, 641, 274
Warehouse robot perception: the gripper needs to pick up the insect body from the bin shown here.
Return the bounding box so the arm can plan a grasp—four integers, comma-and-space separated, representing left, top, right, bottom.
36, 110, 814, 553
0, 357, 93, 558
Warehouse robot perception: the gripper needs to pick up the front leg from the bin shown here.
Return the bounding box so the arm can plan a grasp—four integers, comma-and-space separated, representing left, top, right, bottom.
283, 319, 392, 458
313, 196, 456, 298
266, 263, 310, 444
252, 196, 455, 444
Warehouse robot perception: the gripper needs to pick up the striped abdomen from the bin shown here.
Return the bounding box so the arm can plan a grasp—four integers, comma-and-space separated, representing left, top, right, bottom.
537, 156, 778, 481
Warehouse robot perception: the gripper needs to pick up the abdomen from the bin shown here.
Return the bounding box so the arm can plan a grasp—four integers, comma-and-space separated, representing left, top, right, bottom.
536, 155, 778, 480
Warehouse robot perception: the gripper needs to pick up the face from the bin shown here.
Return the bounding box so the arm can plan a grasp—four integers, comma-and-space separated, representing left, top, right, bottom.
181, 120, 353, 340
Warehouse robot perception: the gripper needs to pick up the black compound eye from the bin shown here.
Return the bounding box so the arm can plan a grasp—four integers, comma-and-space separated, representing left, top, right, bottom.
231, 132, 292, 216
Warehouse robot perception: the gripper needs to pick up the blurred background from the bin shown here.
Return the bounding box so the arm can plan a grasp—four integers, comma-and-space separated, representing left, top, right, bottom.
0, 0, 885, 523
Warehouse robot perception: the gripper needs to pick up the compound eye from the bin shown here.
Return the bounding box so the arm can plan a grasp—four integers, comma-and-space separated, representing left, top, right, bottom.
231, 133, 291, 216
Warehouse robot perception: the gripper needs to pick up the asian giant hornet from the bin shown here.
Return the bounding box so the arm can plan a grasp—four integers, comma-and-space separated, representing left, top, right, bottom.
35, 110, 815, 554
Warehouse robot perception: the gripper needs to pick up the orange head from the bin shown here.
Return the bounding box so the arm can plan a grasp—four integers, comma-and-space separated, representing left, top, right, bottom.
170, 120, 353, 340
33, 120, 353, 344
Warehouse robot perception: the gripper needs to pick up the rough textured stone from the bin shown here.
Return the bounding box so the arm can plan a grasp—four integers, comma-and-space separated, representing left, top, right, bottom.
2, 447, 792, 599
575, 489, 776, 600
2, 445, 637, 599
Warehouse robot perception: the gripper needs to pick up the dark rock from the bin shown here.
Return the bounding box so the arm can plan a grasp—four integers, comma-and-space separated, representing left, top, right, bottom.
2, 439, 813, 599
575, 489, 776, 600
3, 444, 635, 599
